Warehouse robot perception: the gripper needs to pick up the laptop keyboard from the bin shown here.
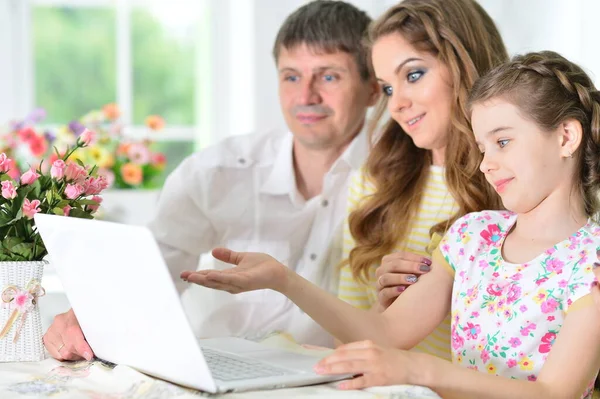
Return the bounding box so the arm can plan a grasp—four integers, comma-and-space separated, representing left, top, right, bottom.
201, 347, 301, 381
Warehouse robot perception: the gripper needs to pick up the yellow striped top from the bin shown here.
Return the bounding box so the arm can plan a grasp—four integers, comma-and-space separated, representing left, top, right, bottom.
338, 166, 458, 360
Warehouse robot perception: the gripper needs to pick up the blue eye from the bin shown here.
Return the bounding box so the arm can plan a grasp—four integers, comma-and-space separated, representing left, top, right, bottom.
498, 139, 510, 148
382, 85, 393, 96
284, 76, 299, 82
323, 74, 336, 82
407, 70, 424, 83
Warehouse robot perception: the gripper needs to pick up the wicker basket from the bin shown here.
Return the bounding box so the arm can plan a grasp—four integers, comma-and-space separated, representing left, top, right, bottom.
0, 260, 46, 362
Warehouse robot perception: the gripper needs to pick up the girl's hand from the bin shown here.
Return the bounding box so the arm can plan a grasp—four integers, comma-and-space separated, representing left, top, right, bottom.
181, 248, 290, 293
376, 251, 432, 309
314, 340, 414, 390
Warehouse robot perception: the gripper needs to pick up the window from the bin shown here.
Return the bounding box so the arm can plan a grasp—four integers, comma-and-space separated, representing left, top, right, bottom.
26, 0, 206, 185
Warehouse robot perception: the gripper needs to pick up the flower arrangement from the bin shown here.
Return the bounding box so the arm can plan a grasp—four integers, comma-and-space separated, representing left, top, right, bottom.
0, 137, 108, 261
0, 105, 166, 190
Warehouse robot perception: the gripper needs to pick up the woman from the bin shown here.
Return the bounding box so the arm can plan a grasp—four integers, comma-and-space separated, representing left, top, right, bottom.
338, 0, 506, 360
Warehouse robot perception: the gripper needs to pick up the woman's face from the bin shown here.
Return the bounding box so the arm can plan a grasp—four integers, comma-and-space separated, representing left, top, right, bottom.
371, 33, 454, 157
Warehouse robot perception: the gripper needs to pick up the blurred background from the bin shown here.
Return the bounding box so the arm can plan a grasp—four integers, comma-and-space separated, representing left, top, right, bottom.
1, 0, 599, 329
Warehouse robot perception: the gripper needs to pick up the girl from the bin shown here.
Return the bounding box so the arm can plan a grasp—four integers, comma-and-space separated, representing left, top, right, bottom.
183, 51, 600, 398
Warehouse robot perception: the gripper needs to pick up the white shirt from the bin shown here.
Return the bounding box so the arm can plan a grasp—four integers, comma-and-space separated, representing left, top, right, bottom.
148, 129, 367, 347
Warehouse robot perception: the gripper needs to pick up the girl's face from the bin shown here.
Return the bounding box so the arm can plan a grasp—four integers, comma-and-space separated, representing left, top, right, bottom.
471, 98, 578, 214
371, 33, 454, 159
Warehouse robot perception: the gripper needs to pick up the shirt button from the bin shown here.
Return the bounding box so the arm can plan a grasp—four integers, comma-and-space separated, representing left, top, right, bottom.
321, 199, 329, 207
238, 157, 246, 164
310, 253, 317, 261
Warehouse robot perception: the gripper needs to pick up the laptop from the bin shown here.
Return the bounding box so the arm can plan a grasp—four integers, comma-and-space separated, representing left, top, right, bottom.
34, 213, 349, 393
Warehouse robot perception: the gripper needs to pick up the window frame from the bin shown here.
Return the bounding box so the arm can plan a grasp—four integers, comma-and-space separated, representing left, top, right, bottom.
8, 0, 206, 144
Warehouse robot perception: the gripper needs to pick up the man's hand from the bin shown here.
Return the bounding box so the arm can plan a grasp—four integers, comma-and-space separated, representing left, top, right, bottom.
43, 308, 94, 361
181, 247, 290, 293
375, 251, 432, 310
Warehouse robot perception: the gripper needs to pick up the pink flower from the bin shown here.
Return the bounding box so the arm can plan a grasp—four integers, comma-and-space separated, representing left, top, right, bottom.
486, 283, 503, 296
65, 183, 84, 199
0, 153, 12, 172
28, 135, 48, 157
451, 329, 464, 350
520, 322, 537, 337
527, 375, 537, 381
87, 195, 103, 213
480, 349, 490, 363
6, 159, 20, 180
508, 337, 522, 348
51, 160, 66, 180
127, 143, 151, 165
151, 152, 166, 167
63, 205, 72, 216
22, 198, 41, 219
84, 176, 108, 196
480, 224, 502, 246
506, 285, 522, 304
535, 277, 548, 286
538, 332, 556, 354
547, 315, 555, 322
558, 279, 568, 289
541, 298, 559, 314
1, 180, 17, 199
506, 359, 517, 368
20, 168, 40, 185
519, 304, 528, 312
50, 159, 66, 180
546, 258, 565, 273
17, 127, 36, 142
80, 128, 97, 146
463, 322, 481, 340
13, 291, 33, 310
98, 168, 115, 188
64, 162, 87, 183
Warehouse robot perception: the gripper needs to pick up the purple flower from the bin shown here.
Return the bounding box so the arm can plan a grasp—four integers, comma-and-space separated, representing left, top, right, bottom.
44, 129, 56, 142
68, 120, 86, 136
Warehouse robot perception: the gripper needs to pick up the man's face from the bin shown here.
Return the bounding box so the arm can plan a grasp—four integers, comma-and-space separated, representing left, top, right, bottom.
277, 44, 378, 150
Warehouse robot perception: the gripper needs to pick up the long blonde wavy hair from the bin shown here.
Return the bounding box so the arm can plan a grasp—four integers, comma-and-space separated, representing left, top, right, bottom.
348, 0, 507, 282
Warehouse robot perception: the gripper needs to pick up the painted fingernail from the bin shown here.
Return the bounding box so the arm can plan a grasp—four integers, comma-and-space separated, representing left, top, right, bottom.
419, 264, 431, 272
406, 275, 418, 283
592, 281, 598, 287
397, 286, 406, 292
422, 258, 432, 266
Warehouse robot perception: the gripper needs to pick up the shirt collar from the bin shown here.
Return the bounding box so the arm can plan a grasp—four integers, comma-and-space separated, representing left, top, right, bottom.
260, 127, 369, 196
260, 132, 296, 196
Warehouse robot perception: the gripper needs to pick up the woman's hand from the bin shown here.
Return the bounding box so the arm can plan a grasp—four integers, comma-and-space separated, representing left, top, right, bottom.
314, 340, 415, 390
375, 251, 432, 309
181, 248, 291, 293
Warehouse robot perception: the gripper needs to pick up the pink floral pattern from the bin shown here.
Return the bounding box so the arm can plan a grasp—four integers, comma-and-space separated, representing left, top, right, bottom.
440, 211, 600, 398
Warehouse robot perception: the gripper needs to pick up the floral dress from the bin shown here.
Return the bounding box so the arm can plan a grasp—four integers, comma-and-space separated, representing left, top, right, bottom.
437, 210, 600, 398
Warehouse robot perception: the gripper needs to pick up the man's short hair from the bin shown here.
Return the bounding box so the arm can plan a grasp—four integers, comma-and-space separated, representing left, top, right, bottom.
272, 0, 373, 81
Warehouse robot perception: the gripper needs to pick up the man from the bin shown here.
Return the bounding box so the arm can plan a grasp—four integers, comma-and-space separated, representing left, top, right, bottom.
43, 0, 379, 361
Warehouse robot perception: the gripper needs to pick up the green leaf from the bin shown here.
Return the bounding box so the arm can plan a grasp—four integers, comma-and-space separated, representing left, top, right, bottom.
77, 199, 100, 205
500, 352, 506, 358
69, 208, 94, 219
52, 207, 65, 216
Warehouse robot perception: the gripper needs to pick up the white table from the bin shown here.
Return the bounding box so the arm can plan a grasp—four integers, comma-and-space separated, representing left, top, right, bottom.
0, 335, 441, 399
